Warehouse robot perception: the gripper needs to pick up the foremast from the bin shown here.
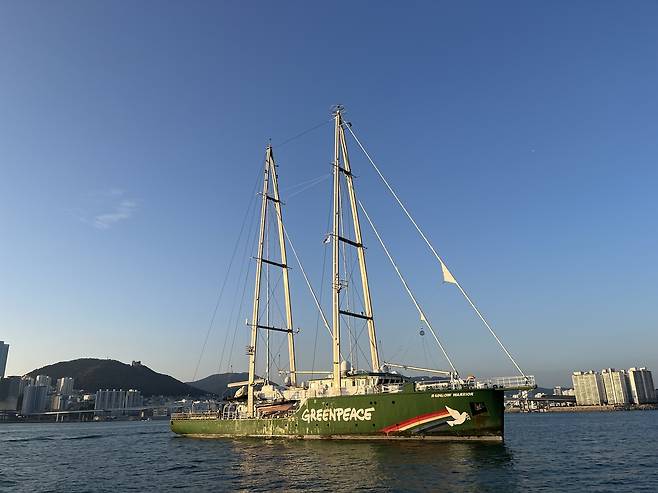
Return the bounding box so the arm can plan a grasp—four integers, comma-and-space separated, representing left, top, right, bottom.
247, 145, 297, 417
331, 106, 380, 392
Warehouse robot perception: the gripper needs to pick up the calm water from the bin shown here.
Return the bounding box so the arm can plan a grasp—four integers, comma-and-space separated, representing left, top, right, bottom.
1, 412, 657, 492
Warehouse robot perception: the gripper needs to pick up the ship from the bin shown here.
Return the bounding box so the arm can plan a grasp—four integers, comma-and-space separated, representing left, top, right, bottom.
171, 106, 535, 441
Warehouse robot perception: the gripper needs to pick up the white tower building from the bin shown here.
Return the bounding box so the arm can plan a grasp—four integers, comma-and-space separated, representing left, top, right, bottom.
56, 377, 75, 395
35, 375, 52, 389
21, 385, 48, 414
628, 368, 657, 404
601, 368, 630, 405
572, 371, 607, 405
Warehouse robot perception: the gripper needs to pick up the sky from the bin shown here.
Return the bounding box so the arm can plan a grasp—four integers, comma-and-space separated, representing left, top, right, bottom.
1, 2, 658, 388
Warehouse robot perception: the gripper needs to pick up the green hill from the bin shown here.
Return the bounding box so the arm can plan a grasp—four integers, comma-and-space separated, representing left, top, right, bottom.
26, 358, 206, 397
187, 372, 250, 396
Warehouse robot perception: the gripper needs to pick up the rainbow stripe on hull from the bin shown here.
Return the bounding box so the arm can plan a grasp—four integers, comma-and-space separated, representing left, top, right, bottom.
381, 409, 452, 433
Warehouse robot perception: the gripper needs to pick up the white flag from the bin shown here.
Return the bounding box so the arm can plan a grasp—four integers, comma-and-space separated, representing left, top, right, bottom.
420, 312, 427, 323
440, 260, 457, 284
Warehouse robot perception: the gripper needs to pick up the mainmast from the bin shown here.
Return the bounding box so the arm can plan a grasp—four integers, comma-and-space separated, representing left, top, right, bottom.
331, 106, 380, 392
247, 145, 297, 417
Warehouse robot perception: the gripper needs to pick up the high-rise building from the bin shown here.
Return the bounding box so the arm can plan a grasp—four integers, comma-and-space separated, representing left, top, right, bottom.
35, 375, 52, 389
19, 377, 34, 397
628, 368, 657, 404
95, 389, 126, 411
0, 376, 21, 411
0, 341, 9, 379
601, 368, 631, 405
51, 394, 68, 411
56, 377, 75, 395
572, 371, 607, 405
94, 389, 143, 414
553, 386, 563, 396
21, 385, 48, 414
125, 389, 143, 408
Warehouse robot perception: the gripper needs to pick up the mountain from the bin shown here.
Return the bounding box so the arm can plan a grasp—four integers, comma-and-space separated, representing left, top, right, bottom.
26, 358, 206, 397
187, 372, 250, 396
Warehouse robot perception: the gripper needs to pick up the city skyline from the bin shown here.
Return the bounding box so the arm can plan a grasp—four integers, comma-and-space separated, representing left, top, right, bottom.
2, 3, 658, 388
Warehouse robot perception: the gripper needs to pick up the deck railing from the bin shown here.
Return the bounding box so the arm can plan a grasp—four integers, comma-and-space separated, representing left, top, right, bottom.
415, 375, 536, 392
170, 411, 220, 421
472, 375, 536, 391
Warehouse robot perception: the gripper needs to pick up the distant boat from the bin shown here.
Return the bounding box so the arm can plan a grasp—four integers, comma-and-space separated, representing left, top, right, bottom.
171, 106, 534, 441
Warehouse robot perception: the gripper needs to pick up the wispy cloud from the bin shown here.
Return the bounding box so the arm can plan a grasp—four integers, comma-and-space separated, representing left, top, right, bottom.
93, 198, 137, 229
70, 188, 139, 230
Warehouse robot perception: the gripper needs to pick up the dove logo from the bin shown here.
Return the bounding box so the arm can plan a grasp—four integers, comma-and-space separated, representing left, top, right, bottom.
445, 406, 471, 427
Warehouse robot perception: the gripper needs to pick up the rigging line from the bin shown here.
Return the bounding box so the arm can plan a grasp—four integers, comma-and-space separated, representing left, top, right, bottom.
352, 332, 372, 371
219, 207, 258, 374
312, 240, 328, 374
277, 221, 333, 339
285, 174, 331, 200
270, 170, 347, 362
193, 164, 262, 382
266, 208, 270, 381
281, 173, 331, 195
338, 194, 354, 366
313, 187, 333, 375
279, 218, 347, 361
421, 333, 431, 369
217, 181, 261, 374
225, 201, 262, 373
261, 284, 287, 331
272, 331, 289, 371
351, 319, 369, 371
274, 119, 332, 149
358, 199, 458, 375
261, 271, 283, 319
347, 124, 526, 378
354, 318, 369, 347
388, 340, 408, 364
225, 237, 256, 373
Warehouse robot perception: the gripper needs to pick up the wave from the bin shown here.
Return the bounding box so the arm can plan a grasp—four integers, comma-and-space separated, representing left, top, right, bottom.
63, 434, 104, 441
2, 436, 55, 443
3, 434, 105, 443
162, 464, 199, 472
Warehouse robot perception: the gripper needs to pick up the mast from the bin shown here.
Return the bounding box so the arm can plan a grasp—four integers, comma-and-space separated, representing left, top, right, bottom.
247, 145, 297, 417
331, 106, 380, 392
339, 117, 379, 371
331, 110, 342, 391
269, 146, 297, 387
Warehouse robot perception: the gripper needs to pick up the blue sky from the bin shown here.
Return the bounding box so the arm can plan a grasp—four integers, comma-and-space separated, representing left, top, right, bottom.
1, 2, 657, 387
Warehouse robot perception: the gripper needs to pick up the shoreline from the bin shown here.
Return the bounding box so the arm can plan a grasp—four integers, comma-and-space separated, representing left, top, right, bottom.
506, 404, 658, 413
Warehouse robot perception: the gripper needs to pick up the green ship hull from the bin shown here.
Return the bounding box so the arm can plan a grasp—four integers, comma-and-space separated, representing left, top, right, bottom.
171, 388, 504, 441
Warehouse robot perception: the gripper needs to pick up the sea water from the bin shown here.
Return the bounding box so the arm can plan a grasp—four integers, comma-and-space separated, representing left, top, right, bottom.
1, 411, 657, 492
